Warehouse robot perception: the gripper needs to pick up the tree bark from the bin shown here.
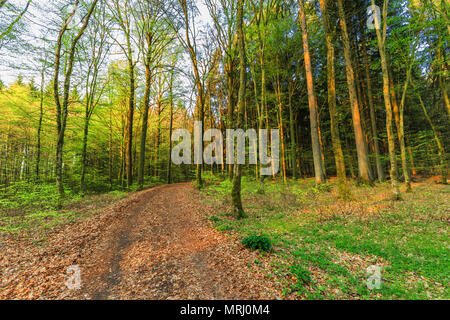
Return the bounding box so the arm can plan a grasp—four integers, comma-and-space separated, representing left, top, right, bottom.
319, 0, 349, 198
138, 36, 152, 189
337, 0, 373, 184
371, 0, 401, 199
231, 0, 246, 219
167, 71, 174, 184
36, 68, 44, 181
288, 80, 297, 179
298, 0, 325, 185
359, 13, 385, 182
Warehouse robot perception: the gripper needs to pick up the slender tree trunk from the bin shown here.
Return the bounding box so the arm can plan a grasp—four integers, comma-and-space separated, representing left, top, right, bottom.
288, 81, 297, 179
411, 81, 447, 184
227, 71, 235, 180
138, 46, 152, 189
36, 68, 44, 181
180, 0, 204, 188
275, 66, 287, 183
250, 64, 261, 179
126, 60, 135, 188
109, 107, 113, 189
337, 0, 373, 184
53, 0, 97, 199
397, 37, 420, 192
167, 74, 174, 184
360, 14, 385, 182
372, 0, 401, 199
80, 114, 89, 192
319, 0, 349, 198
231, 0, 246, 219
298, 0, 325, 185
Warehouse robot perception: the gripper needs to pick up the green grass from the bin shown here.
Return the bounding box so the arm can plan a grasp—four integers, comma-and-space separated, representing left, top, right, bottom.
0, 181, 128, 236
202, 177, 449, 300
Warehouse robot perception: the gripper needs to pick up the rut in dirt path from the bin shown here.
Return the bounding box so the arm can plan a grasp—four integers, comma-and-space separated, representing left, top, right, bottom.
78, 183, 278, 300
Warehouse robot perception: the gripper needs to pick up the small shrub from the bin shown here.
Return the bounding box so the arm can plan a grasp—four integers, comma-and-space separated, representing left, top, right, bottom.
312, 183, 333, 193
209, 215, 221, 223
241, 234, 273, 252
216, 223, 233, 232
290, 264, 312, 285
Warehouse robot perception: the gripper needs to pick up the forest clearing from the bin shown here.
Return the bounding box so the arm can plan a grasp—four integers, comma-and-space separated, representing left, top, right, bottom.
0, 0, 449, 302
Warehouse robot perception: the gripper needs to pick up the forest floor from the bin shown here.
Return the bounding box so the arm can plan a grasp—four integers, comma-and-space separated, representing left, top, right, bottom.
200, 174, 449, 300
0, 183, 282, 299
0, 176, 448, 300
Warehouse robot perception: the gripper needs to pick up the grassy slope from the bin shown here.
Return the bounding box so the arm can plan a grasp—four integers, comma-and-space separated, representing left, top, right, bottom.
201, 175, 449, 300
0, 182, 128, 236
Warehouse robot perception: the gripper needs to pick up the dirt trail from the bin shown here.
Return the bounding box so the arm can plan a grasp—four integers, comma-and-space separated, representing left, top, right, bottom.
67, 183, 278, 300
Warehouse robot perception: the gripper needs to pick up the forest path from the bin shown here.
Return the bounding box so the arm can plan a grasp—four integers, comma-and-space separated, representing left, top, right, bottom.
73, 183, 276, 300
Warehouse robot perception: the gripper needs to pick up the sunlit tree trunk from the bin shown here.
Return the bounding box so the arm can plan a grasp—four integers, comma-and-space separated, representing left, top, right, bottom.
298, 0, 325, 185
371, 0, 401, 199
359, 13, 385, 182
337, 0, 373, 184
319, 0, 349, 198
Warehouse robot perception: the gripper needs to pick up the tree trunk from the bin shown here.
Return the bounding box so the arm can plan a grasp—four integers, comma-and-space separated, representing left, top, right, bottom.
411, 81, 447, 184
319, 0, 349, 198
298, 0, 325, 185
53, 0, 98, 199
359, 13, 385, 182
337, 0, 373, 184
36, 68, 44, 181
372, 0, 401, 199
168, 74, 174, 184
138, 46, 152, 189
231, 0, 246, 219
126, 60, 135, 188
397, 36, 420, 192
180, 0, 204, 188
288, 81, 297, 180
275, 65, 287, 183
80, 115, 89, 192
